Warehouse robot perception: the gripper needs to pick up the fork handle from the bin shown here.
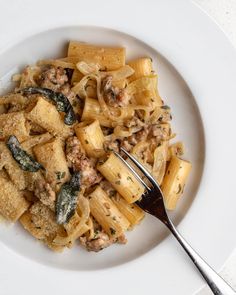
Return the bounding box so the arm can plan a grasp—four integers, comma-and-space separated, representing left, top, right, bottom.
167, 220, 236, 295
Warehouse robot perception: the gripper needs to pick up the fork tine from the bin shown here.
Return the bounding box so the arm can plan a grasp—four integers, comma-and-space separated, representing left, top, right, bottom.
113, 151, 151, 191
120, 147, 159, 187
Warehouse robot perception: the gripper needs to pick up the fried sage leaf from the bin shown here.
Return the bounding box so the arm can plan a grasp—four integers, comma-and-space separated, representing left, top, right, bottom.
64, 106, 76, 125
55, 172, 80, 225
7, 135, 45, 172
21, 87, 76, 125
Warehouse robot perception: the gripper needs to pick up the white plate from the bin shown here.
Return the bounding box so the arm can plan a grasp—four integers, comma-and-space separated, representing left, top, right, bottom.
0, 25, 204, 270
0, 1, 236, 295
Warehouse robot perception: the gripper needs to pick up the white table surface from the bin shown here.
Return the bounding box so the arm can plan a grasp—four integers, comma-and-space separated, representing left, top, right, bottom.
194, 2, 236, 293
0, 0, 235, 294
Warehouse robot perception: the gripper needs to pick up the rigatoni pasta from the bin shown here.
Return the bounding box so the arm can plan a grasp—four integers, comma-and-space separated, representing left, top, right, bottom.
68, 42, 126, 70
128, 57, 153, 82
111, 193, 145, 227
26, 97, 72, 138
0, 112, 29, 142
0, 172, 29, 222
20, 201, 66, 251
152, 141, 168, 185
33, 138, 70, 190
89, 186, 130, 238
127, 75, 162, 106
75, 120, 105, 158
97, 153, 145, 203
161, 156, 191, 210
0, 40, 191, 253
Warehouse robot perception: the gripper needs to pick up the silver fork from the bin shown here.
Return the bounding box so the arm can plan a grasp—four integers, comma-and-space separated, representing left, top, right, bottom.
114, 148, 236, 295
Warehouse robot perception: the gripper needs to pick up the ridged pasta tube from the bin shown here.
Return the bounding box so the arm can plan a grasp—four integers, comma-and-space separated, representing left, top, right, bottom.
128, 57, 153, 82
89, 186, 130, 238
67, 42, 126, 70
97, 153, 145, 203
112, 194, 144, 227
75, 120, 105, 158
161, 156, 191, 210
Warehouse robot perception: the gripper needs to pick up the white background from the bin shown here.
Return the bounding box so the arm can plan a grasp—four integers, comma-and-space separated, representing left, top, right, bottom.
194, 1, 236, 293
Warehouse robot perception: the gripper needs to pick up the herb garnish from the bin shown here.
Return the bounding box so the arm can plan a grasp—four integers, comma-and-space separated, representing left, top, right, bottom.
110, 228, 116, 235
127, 176, 134, 182
161, 105, 170, 110
6, 135, 45, 172
177, 184, 182, 194
109, 190, 116, 197
55, 171, 66, 181
55, 172, 80, 225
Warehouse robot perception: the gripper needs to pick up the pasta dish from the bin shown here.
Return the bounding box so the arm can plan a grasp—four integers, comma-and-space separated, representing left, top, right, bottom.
0, 42, 191, 252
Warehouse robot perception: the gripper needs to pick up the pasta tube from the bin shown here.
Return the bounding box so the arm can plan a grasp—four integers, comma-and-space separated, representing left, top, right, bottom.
127, 75, 162, 106
54, 195, 90, 247
128, 57, 153, 82
75, 120, 105, 158
0, 173, 29, 222
33, 138, 70, 189
26, 97, 72, 138
89, 186, 130, 238
161, 156, 191, 210
0, 112, 29, 142
112, 194, 145, 227
97, 153, 145, 203
67, 42, 126, 70
20, 201, 66, 251
152, 141, 168, 185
